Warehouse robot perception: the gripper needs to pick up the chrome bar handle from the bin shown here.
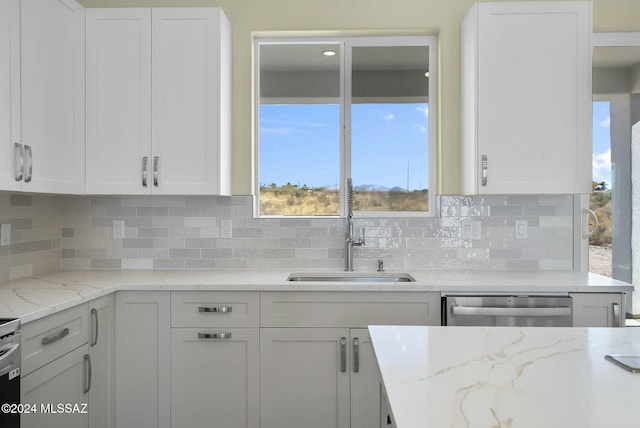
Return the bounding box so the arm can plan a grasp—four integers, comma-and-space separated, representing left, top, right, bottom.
83, 354, 92, 394
42, 327, 70, 345
353, 337, 360, 373
481, 155, 488, 186
198, 306, 233, 313
90, 308, 99, 347
612, 303, 621, 327
142, 156, 148, 187
24, 145, 32, 182
340, 337, 347, 373
451, 306, 571, 317
198, 332, 232, 340
13, 143, 23, 181
153, 156, 159, 187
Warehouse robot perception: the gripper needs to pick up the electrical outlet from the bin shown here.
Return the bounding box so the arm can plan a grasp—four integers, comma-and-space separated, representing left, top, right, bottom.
0, 223, 10, 246
220, 219, 232, 239
515, 220, 528, 240
462, 221, 482, 240
113, 220, 125, 240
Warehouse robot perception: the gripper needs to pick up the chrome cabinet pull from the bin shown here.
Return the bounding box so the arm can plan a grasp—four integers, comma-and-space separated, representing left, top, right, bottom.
340, 337, 347, 373
198, 306, 233, 313
14, 143, 23, 181
451, 306, 571, 317
142, 156, 148, 187
198, 332, 232, 340
83, 354, 92, 394
42, 327, 70, 345
90, 308, 99, 347
24, 145, 32, 182
612, 303, 621, 327
481, 155, 488, 186
353, 337, 360, 373
153, 156, 159, 187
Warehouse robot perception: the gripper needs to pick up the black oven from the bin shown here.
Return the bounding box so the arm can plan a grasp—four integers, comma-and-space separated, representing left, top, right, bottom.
0, 318, 21, 428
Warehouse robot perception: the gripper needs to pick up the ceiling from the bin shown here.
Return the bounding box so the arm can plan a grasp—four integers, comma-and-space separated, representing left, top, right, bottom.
593, 46, 640, 68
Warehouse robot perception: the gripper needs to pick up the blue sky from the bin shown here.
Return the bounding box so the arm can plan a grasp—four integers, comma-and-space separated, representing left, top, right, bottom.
592, 101, 611, 186
259, 103, 429, 190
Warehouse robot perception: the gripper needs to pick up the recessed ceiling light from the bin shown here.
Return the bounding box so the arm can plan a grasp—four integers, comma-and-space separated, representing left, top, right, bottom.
424, 71, 430, 78
322, 50, 336, 57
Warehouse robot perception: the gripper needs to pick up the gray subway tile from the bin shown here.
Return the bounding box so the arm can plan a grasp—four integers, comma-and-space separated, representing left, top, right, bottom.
91, 259, 122, 269
201, 248, 232, 258
138, 228, 169, 238
170, 248, 201, 258
185, 259, 216, 269
153, 259, 185, 269
137, 207, 168, 217
62, 228, 75, 238
123, 238, 154, 248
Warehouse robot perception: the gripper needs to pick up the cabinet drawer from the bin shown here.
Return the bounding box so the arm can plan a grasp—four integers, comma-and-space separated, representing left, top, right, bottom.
22, 304, 89, 376
171, 291, 260, 327
261, 291, 440, 327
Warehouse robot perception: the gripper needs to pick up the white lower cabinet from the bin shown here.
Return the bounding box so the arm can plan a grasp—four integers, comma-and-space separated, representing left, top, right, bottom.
114, 292, 170, 428
260, 291, 440, 428
260, 327, 380, 428
88, 295, 115, 428
170, 291, 260, 428
21, 304, 91, 428
571, 293, 626, 327
22, 345, 90, 428
260, 328, 351, 428
170, 328, 259, 428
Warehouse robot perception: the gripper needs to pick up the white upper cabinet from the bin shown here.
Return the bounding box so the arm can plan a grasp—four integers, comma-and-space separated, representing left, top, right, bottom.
1, 0, 84, 194
461, 1, 591, 194
86, 8, 232, 195
21, 0, 85, 194
86, 9, 151, 194
0, 0, 21, 191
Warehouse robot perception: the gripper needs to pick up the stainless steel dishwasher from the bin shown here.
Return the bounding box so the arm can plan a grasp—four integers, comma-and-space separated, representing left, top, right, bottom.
442, 295, 573, 326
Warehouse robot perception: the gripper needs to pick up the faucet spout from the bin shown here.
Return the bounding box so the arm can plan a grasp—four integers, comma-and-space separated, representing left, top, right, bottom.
344, 178, 365, 271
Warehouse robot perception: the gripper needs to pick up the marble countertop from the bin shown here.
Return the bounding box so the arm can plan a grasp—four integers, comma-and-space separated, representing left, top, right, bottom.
0, 269, 632, 323
370, 325, 640, 428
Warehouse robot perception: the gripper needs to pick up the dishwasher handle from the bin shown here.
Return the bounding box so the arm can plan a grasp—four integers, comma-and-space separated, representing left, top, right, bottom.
451, 306, 571, 317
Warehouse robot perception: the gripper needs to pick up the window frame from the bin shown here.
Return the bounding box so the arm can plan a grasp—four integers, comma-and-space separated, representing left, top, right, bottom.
253, 34, 438, 218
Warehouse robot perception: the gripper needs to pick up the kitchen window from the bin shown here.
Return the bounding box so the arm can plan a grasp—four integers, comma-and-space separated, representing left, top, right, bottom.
254, 35, 437, 217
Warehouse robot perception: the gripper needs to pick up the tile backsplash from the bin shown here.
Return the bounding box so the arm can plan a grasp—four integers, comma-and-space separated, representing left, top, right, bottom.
0, 193, 575, 281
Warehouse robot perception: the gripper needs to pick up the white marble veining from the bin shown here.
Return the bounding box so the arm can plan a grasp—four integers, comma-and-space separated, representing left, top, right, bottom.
0, 269, 632, 323
370, 325, 640, 428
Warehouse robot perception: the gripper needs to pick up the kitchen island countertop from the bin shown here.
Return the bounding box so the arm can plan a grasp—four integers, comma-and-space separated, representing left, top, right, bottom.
0, 269, 632, 323
369, 325, 640, 428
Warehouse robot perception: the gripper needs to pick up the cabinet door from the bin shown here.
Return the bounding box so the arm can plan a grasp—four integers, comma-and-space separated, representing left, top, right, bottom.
151, 8, 231, 195
86, 9, 152, 195
21, 0, 85, 194
171, 328, 259, 428
571, 293, 625, 327
22, 345, 90, 428
0, 0, 21, 191
115, 292, 170, 428
461, 1, 591, 194
88, 295, 115, 428
260, 328, 350, 428
350, 329, 380, 428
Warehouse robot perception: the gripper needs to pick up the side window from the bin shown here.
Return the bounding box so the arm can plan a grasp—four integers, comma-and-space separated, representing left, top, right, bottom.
255, 37, 437, 217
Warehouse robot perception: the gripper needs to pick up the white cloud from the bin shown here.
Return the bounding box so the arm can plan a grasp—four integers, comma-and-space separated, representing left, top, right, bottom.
383, 113, 394, 121
592, 148, 612, 184
416, 105, 429, 118
600, 116, 610, 128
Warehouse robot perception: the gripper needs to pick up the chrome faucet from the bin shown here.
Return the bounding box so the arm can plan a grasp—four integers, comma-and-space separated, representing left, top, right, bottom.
345, 178, 365, 271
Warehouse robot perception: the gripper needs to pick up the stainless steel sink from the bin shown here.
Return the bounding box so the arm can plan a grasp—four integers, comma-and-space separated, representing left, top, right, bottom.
287, 272, 415, 283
